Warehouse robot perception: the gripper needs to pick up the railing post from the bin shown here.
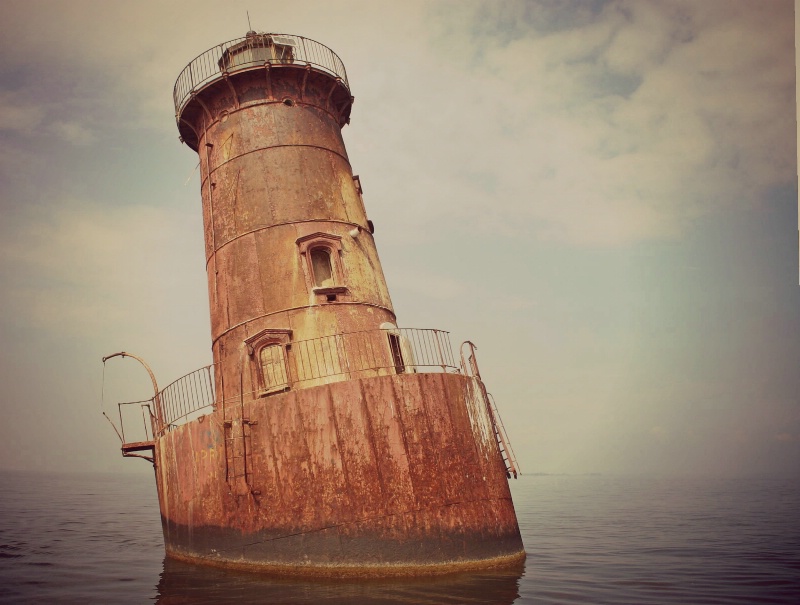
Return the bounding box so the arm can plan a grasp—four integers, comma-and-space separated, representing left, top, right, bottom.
206, 365, 214, 409
118, 403, 126, 445
433, 330, 446, 372
141, 404, 150, 442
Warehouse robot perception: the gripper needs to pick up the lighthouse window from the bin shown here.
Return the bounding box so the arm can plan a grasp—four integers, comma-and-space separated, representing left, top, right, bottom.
217, 35, 295, 71
310, 248, 334, 287
244, 328, 293, 396
259, 344, 289, 393
388, 333, 405, 374
295, 232, 348, 302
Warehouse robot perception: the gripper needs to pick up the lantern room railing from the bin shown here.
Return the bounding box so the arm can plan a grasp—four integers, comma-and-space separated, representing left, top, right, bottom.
173, 32, 350, 117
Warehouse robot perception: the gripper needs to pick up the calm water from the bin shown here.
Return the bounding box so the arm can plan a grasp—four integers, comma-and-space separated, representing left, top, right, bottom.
1, 471, 798, 604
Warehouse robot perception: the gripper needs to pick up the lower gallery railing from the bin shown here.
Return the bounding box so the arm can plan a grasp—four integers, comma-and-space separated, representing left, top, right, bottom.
155, 328, 458, 430
113, 326, 517, 478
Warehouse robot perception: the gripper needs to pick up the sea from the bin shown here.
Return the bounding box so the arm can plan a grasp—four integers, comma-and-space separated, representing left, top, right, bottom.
0, 471, 798, 604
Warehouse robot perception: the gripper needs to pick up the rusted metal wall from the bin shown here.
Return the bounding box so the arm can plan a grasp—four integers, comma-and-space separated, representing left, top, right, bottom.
179, 66, 394, 408
154, 371, 523, 574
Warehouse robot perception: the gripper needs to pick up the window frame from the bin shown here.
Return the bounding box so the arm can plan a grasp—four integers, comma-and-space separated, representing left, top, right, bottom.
387, 332, 405, 374
296, 232, 348, 302
244, 328, 293, 396
309, 247, 335, 288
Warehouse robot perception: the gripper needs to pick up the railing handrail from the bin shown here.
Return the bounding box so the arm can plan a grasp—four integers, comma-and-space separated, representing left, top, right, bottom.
155, 363, 216, 429
173, 32, 350, 118
154, 327, 458, 430
290, 326, 448, 351
158, 363, 216, 396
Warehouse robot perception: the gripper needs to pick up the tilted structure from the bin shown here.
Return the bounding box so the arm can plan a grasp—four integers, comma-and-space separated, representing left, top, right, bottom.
106, 32, 522, 575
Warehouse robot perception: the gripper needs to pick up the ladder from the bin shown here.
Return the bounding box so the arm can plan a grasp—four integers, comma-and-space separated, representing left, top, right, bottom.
487, 392, 518, 479
460, 341, 519, 479
222, 372, 254, 495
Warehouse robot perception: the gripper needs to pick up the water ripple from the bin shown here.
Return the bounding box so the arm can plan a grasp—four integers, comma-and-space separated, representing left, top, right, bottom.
0, 472, 798, 604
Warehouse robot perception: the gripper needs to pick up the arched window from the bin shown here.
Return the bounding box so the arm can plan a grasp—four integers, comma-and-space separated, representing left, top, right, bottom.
296, 232, 349, 303
310, 247, 334, 287
244, 328, 292, 396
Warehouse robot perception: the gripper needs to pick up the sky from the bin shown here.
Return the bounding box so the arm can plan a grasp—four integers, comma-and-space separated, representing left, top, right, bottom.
0, 0, 797, 477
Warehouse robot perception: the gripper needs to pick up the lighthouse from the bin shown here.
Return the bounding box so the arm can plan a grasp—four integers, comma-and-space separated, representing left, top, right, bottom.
109, 32, 523, 575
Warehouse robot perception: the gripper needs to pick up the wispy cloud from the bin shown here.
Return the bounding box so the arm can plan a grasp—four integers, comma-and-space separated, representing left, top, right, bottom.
378, 0, 796, 247
0, 197, 203, 339
0, 92, 45, 133
48, 120, 96, 145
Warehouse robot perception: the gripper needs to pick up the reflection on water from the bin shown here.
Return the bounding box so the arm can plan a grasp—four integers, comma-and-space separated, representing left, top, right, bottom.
155, 556, 525, 605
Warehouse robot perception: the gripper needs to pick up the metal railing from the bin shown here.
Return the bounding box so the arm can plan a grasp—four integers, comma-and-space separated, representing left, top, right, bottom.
287, 327, 458, 387
158, 364, 216, 428
114, 328, 517, 479
117, 399, 154, 444
110, 328, 518, 480
174, 32, 350, 117
153, 327, 457, 430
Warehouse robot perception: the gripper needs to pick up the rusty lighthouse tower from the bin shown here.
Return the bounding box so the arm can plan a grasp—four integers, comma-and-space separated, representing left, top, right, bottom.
109, 31, 523, 575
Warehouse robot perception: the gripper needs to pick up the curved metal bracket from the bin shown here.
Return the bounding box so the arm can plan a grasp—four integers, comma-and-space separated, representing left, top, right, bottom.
459, 340, 481, 379
191, 92, 214, 124
222, 73, 240, 109
101, 351, 164, 430
264, 62, 274, 100
325, 78, 340, 105
300, 63, 311, 100
177, 116, 200, 144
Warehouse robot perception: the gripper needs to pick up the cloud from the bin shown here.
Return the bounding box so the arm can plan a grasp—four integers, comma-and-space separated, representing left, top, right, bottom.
0, 92, 45, 133
0, 100, 95, 145
2, 1, 788, 248
386, 0, 797, 247
48, 120, 96, 145
0, 197, 203, 340
389, 268, 467, 301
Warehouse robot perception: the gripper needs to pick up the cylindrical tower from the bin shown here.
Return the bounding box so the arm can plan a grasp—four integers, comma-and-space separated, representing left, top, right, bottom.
176, 32, 394, 405
151, 32, 524, 575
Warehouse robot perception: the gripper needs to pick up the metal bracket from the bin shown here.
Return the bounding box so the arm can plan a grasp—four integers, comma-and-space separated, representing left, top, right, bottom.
325, 78, 340, 105
264, 62, 273, 100
300, 64, 311, 100
192, 93, 214, 124
336, 96, 354, 126
222, 73, 240, 109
